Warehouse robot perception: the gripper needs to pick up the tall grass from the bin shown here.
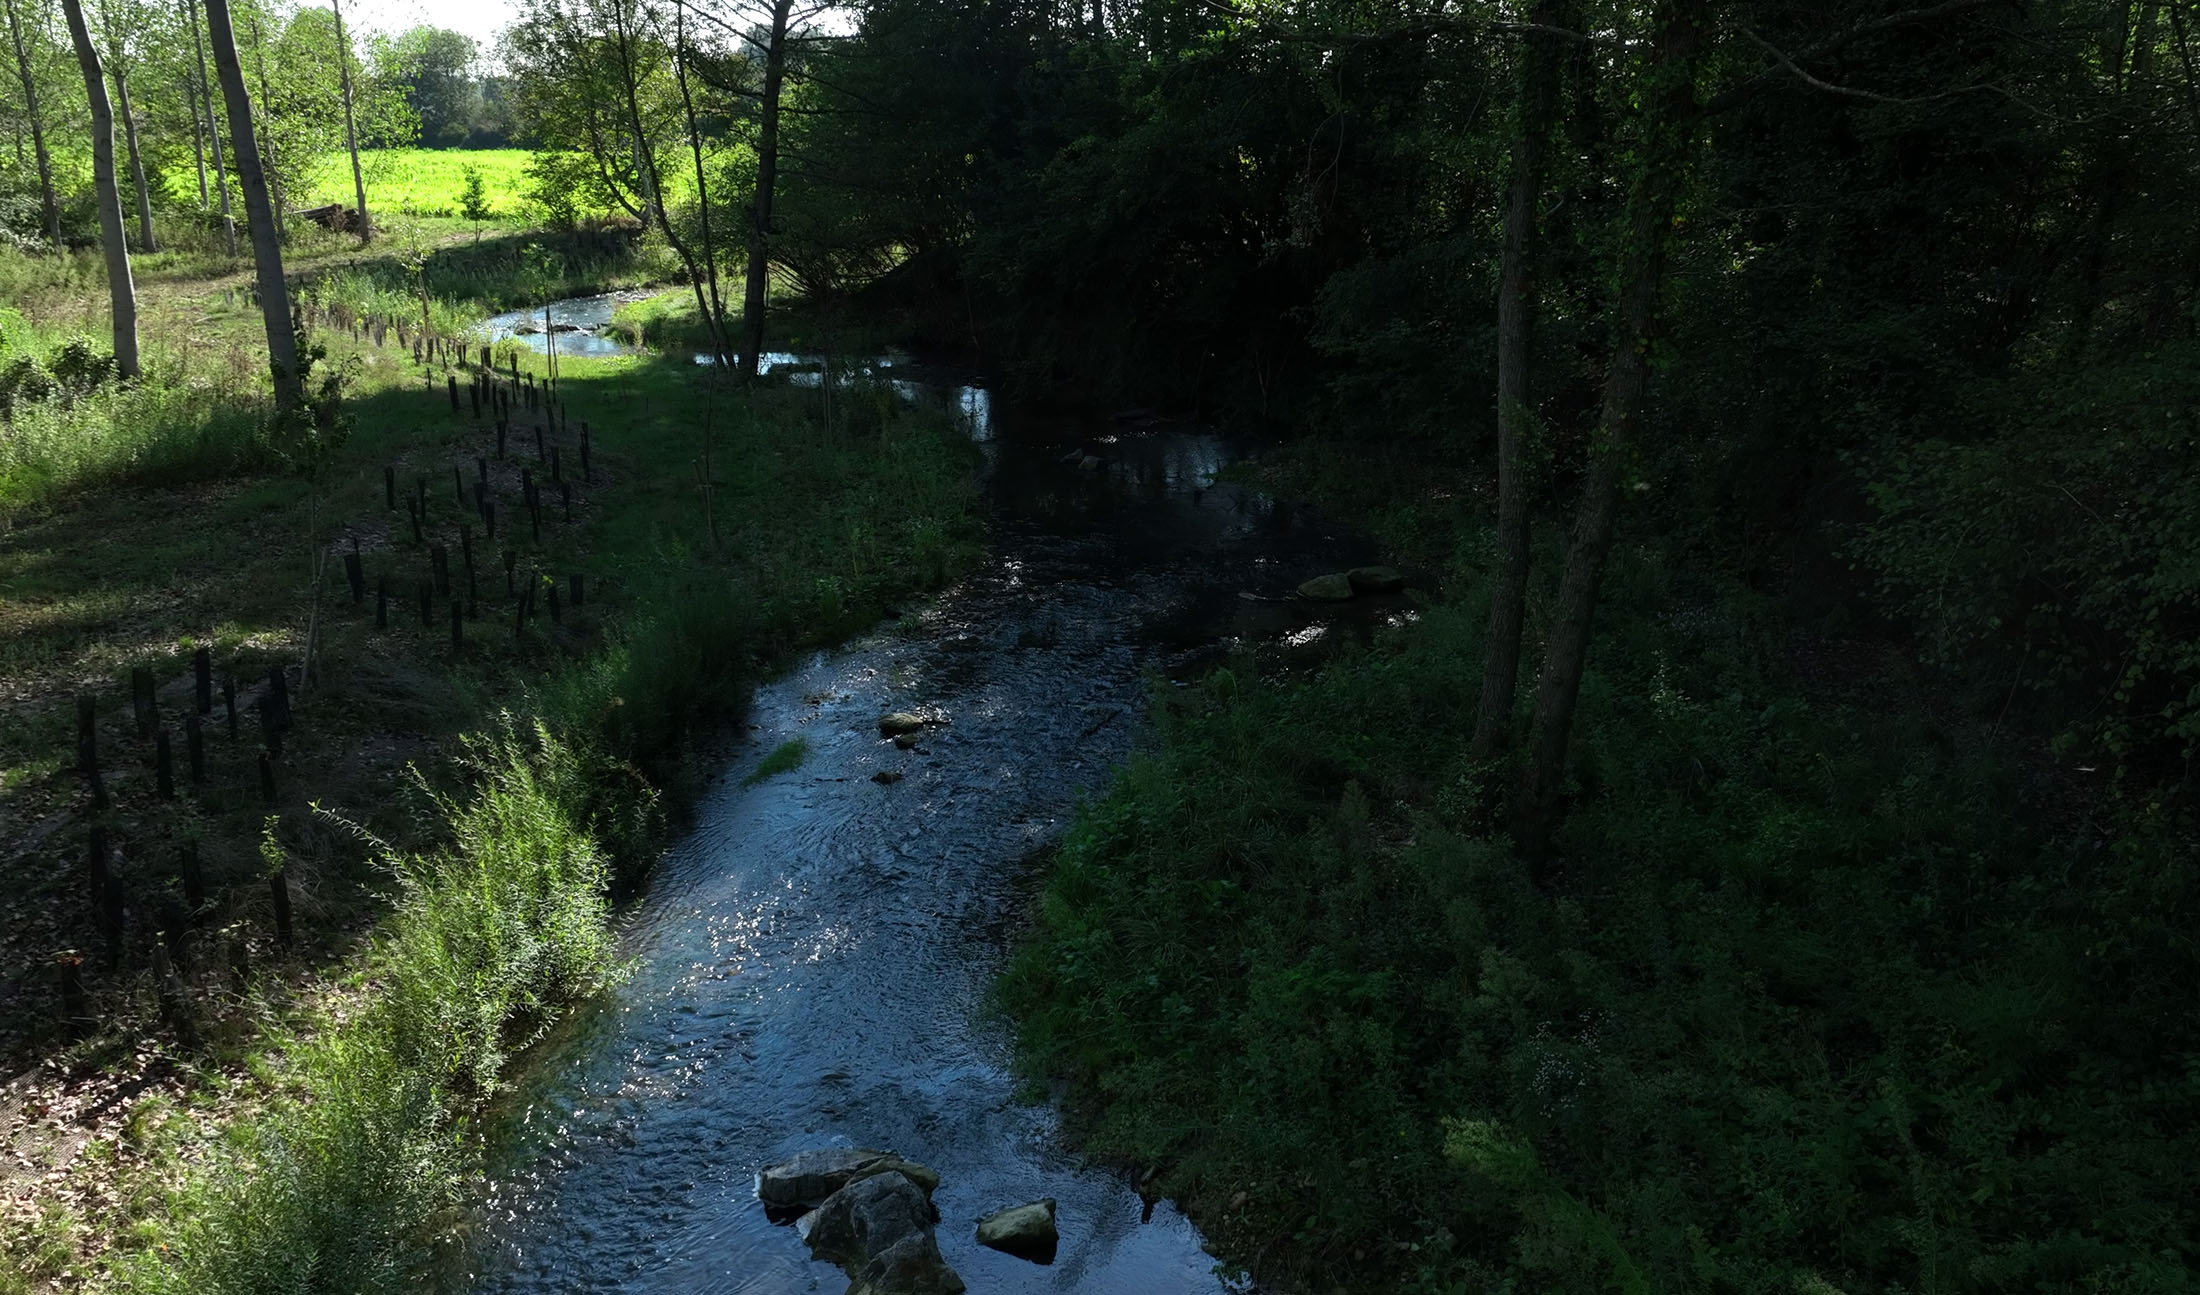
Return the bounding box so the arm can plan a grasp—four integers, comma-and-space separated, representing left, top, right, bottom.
115, 721, 619, 1294
0, 312, 274, 519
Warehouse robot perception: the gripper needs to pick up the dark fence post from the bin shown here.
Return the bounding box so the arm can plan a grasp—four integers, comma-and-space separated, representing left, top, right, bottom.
432, 544, 451, 597
257, 696, 283, 761
345, 551, 365, 602
447, 374, 460, 413
270, 870, 294, 950
194, 648, 212, 714
418, 579, 434, 628
223, 676, 238, 737
77, 694, 95, 768
131, 666, 156, 737
181, 841, 206, 917
56, 952, 85, 1035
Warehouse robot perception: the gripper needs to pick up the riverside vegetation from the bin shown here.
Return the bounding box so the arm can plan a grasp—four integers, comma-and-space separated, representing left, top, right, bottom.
7, 0, 2200, 1288
0, 211, 980, 1289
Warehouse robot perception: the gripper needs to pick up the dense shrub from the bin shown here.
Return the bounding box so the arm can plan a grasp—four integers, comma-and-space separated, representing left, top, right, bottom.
1003, 577, 2200, 1293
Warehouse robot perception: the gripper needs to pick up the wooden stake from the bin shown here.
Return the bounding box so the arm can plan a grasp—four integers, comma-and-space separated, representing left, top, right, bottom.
132, 666, 156, 737
194, 647, 212, 714
156, 730, 175, 800
269, 869, 293, 949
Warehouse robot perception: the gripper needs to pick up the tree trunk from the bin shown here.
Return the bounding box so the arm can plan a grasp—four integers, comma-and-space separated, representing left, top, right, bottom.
111, 58, 157, 252
742, 0, 793, 381
184, 58, 209, 210
60, 0, 139, 377
674, 0, 732, 364
608, 0, 720, 363
1513, 0, 1709, 857
188, 0, 236, 253
1469, 0, 1571, 765
247, 13, 284, 241
204, 0, 299, 410
330, 0, 370, 242
3, 0, 60, 243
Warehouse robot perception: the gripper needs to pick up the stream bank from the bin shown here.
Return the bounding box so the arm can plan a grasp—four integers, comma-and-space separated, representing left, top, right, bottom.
461, 365, 1416, 1292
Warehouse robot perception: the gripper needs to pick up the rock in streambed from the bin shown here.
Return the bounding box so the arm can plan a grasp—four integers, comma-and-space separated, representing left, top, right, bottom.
976, 1198, 1059, 1262
757, 1147, 941, 1212
802, 1171, 964, 1294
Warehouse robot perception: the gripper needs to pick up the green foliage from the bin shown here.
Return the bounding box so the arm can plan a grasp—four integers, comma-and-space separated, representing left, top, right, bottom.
457, 165, 491, 227
1003, 577, 2200, 1293
1851, 338, 2200, 772
0, 318, 270, 518
520, 152, 593, 232
115, 722, 619, 1294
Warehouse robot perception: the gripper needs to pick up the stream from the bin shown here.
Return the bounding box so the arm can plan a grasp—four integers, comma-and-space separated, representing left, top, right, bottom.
460, 320, 1413, 1292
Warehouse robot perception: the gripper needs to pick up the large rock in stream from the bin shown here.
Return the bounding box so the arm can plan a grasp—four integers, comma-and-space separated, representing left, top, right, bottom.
758, 1147, 941, 1212
801, 1171, 965, 1295
1296, 573, 1357, 601
976, 1198, 1059, 1262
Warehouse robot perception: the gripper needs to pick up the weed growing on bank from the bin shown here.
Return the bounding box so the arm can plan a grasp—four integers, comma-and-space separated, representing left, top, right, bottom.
1001, 556, 2199, 1293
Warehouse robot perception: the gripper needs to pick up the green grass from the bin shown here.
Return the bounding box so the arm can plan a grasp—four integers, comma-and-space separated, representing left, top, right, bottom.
304, 149, 536, 222
1001, 459, 2200, 1293
743, 738, 812, 786
0, 222, 984, 1287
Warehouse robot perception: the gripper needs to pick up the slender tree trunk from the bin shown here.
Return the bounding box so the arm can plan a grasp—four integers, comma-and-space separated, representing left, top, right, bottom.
674, 0, 731, 365
1513, 0, 1709, 856
1470, 0, 1571, 765
184, 61, 209, 210
60, 0, 138, 377
111, 59, 157, 252
742, 0, 793, 381
608, 0, 718, 360
247, 12, 284, 240
189, 0, 236, 253
3, 0, 60, 243
205, 0, 298, 410
330, 0, 370, 242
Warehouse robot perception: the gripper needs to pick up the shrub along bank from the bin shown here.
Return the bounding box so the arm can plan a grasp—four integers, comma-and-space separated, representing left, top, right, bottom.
999, 460, 2198, 1294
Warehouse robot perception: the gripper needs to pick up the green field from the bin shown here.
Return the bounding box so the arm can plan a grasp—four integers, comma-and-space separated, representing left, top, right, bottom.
304, 148, 534, 221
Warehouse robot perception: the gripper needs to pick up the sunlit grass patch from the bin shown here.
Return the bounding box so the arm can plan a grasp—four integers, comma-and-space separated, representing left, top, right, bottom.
304, 149, 535, 222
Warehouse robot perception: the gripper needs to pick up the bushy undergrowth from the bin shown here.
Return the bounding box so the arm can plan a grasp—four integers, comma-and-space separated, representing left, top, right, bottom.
116, 722, 618, 1294
0, 312, 272, 517
1001, 560, 2199, 1293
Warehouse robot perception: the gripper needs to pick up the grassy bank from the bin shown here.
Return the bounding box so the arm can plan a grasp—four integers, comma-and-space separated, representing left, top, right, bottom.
999, 450, 2198, 1293
0, 226, 982, 1289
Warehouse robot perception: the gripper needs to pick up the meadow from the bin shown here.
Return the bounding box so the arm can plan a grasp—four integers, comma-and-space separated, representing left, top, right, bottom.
302, 148, 536, 221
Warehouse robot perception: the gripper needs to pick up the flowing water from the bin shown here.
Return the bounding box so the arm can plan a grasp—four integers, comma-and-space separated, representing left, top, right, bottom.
462, 327, 1413, 1293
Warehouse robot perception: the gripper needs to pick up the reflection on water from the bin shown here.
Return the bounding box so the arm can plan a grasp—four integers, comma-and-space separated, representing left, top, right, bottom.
462, 302, 1411, 1295
477, 292, 656, 358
